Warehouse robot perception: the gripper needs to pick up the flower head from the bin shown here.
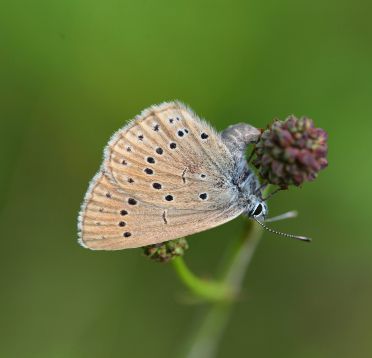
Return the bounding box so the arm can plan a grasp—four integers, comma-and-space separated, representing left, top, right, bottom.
253, 116, 328, 188
143, 238, 189, 263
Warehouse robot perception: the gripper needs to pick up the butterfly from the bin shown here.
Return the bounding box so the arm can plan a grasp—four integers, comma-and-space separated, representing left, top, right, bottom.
78, 101, 306, 251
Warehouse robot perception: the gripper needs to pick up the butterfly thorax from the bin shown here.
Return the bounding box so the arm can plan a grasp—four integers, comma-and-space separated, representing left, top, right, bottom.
231, 163, 266, 217
221, 122, 268, 220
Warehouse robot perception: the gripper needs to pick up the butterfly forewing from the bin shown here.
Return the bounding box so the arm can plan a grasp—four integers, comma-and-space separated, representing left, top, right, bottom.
103, 102, 235, 210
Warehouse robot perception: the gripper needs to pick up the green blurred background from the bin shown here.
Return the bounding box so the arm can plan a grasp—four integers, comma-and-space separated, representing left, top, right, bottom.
1, 0, 372, 357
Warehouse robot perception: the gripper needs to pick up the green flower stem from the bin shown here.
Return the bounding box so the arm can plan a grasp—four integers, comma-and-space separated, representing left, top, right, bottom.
221, 219, 263, 292
172, 256, 233, 302
184, 302, 232, 358
172, 219, 262, 301
174, 219, 264, 358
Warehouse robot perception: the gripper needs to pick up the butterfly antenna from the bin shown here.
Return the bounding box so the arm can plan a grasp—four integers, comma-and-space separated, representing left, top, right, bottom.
253, 218, 311, 242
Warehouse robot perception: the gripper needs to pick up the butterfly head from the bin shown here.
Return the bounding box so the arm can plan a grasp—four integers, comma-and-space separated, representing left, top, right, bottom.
247, 197, 268, 221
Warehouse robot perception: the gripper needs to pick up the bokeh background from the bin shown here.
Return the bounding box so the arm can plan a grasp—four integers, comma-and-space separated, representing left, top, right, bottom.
1, 0, 372, 357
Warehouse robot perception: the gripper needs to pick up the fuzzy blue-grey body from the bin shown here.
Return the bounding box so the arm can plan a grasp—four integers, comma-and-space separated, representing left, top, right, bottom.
220, 123, 268, 220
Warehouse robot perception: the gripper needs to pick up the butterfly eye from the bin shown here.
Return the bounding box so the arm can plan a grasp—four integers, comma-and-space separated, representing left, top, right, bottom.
253, 204, 263, 216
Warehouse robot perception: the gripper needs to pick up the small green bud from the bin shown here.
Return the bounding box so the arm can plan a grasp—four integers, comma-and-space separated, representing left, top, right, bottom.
143, 238, 189, 263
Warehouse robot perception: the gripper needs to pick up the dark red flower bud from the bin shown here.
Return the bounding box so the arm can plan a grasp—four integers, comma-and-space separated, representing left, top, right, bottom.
253, 116, 328, 188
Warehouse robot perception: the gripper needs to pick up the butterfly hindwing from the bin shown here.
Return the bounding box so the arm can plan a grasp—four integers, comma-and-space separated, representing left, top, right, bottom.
78, 171, 242, 250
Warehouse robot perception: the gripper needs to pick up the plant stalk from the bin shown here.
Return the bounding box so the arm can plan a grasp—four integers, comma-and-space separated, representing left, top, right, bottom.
174, 219, 263, 358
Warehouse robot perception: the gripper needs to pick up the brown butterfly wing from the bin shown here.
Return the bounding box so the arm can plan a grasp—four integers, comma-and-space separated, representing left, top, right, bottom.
78, 171, 242, 250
